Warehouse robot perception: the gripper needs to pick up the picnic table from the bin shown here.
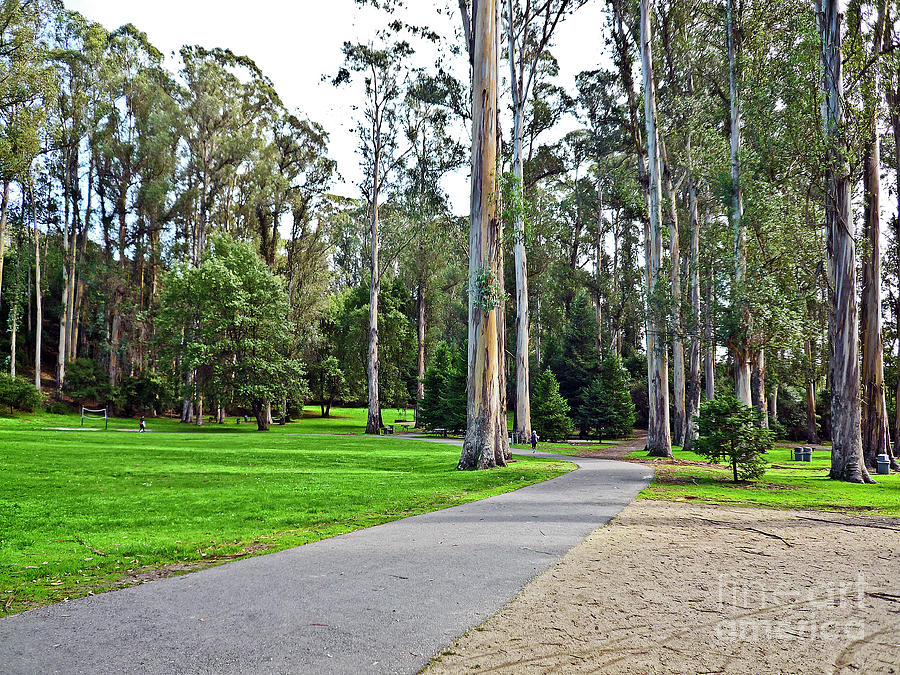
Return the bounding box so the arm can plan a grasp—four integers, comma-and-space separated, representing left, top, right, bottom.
394, 419, 414, 433
433, 427, 448, 438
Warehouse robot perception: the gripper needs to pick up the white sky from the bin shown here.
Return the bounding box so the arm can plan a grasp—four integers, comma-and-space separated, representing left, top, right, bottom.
64, 0, 611, 214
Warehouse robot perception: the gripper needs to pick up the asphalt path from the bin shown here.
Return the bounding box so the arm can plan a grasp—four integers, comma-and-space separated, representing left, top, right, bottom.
0, 439, 652, 674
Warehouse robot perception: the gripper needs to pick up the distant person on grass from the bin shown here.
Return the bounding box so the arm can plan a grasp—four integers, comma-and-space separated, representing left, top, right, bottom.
531, 430, 538, 453
139, 416, 146, 433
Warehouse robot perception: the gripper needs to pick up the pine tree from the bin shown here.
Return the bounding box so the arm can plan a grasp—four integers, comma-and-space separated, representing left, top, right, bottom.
547, 293, 601, 430
581, 355, 636, 440
532, 368, 574, 442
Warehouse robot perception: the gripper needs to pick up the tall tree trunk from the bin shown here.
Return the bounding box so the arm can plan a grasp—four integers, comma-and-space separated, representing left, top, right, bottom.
661, 141, 685, 445
704, 261, 715, 401
57, 163, 70, 393
769, 387, 778, 427
819, 0, 872, 482
459, 0, 508, 470
416, 275, 426, 404
507, 11, 531, 440
727, 0, 751, 406
891, 61, 900, 462
365, 172, 383, 435
595, 180, 604, 352
640, 0, 672, 457
0, 180, 10, 315
750, 349, 768, 427
684, 168, 701, 451
860, 0, 895, 470
9, 303, 17, 377
31, 182, 41, 392
805, 338, 820, 443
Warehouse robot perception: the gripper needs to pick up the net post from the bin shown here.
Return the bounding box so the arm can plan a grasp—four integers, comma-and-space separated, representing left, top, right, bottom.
81, 406, 84, 428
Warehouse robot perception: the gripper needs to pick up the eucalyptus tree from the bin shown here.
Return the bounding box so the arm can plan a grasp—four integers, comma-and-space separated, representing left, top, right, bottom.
849, 1, 894, 471
818, 0, 871, 483
335, 30, 415, 435
457, 0, 509, 469
639, 0, 672, 457
401, 72, 466, 405
503, 0, 587, 441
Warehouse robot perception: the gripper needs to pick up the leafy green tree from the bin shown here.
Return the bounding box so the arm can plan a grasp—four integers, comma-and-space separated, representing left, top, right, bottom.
62, 358, 113, 405
531, 368, 574, 442
418, 341, 466, 432
695, 395, 772, 482
309, 355, 345, 418
581, 354, 635, 440
0, 373, 43, 413
158, 234, 304, 431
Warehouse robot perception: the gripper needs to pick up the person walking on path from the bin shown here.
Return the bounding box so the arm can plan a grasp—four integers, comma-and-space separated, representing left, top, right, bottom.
530, 430, 538, 453
139, 416, 146, 433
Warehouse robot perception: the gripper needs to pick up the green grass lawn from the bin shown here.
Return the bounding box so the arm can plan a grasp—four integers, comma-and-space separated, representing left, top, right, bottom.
0, 406, 414, 435
0, 411, 572, 614
627, 444, 900, 517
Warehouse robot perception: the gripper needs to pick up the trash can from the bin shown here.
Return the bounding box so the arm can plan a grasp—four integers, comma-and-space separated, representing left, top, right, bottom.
877, 453, 891, 475
794, 447, 803, 461
802, 447, 813, 462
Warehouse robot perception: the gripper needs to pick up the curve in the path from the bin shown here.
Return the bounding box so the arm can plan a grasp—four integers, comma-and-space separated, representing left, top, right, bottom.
0, 440, 652, 675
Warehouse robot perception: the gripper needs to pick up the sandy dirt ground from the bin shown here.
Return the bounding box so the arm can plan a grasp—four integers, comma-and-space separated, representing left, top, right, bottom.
426, 500, 900, 674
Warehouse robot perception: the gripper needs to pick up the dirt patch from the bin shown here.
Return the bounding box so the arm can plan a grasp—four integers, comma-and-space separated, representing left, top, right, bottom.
426, 501, 900, 674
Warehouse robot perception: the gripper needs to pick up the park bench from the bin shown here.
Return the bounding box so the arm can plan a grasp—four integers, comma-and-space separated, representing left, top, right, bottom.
394, 419, 414, 433
433, 427, 448, 438
380, 426, 394, 435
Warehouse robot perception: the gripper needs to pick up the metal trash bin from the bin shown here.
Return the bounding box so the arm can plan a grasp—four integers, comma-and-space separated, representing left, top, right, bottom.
794, 447, 803, 461
802, 447, 813, 462
877, 453, 891, 475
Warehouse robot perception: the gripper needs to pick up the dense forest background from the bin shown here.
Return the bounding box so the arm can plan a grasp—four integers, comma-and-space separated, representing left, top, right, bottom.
2, 0, 900, 471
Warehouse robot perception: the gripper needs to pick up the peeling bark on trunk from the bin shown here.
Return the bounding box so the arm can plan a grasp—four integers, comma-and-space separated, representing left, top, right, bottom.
459, 0, 508, 470
819, 0, 872, 483
640, 0, 672, 458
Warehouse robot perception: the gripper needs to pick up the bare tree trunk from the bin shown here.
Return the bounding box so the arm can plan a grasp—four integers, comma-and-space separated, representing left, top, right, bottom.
31, 182, 41, 392
891, 61, 900, 463
508, 21, 531, 440
750, 349, 768, 427
0, 181, 10, 315
595, 179, 604, 352
805, 338, 820, 443
727, 0, 750, 406
57, 170, 70, 392
640, 0, 672, 457
684, 170, 701, 451
416, 277, 426, 403
365, 188, 383, 434
459, 0, 508, 470
9, 304, 17, 377
704, 261, 715, 401
819, 0, 872, 483
860, 1, 894, 470
661, 141, 685, 445
769, 388, 778, 427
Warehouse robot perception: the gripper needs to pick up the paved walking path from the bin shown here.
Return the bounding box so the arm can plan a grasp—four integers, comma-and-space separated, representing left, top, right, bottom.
0, 440, 652, 675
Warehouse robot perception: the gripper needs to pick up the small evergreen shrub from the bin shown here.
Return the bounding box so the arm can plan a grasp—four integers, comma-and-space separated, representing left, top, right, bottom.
695, 395, 773, 482
419, 342, 466, 432
531, 369, 574, 442
0, 375, 44, 413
